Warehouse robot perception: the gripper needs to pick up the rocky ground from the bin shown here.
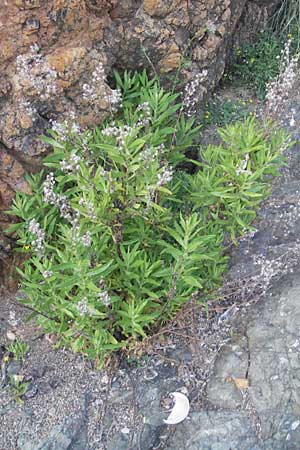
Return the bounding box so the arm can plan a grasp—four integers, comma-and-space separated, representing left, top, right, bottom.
1, 89, 300, 449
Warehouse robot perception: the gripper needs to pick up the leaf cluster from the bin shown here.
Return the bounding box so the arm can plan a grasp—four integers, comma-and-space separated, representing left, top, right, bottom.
7, 70, 289, 364
225, 30, 288, 99
7, 340, 30, 362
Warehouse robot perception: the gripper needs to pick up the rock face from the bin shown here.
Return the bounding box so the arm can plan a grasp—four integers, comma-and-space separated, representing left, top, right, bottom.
0, 0, 280, 285
166, 271, 300, 450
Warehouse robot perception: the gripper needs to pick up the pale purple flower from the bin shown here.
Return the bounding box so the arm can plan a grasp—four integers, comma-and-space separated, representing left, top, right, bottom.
81, 231, 92, 247
42, 270, 53, 279
28, 219, 45, 255
76, 297, 90, 316
157, 165, 174, 186
97, 290, 111, 307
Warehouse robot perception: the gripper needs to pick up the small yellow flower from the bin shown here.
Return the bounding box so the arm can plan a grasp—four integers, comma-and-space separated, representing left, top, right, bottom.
242, 101, 246, 106
3, 354, 9, 363
249, 99, 253, 104
288, 33, 293, 39
24, 245, 30, 250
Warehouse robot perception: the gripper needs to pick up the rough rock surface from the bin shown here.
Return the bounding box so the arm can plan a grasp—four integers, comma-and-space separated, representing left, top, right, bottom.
167, 272, 300, 450
0, 0, 280, 285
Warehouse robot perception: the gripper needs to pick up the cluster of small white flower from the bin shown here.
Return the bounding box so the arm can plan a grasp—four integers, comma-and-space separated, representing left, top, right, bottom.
60, 153, 82, 173
97, 278, 111, 307
106, 88, 123, 113
102, 123, 133, 149
69, 213, 93, 248
81, 133, 92, 153
43, 172, 56, 203
43, 172, 73, 221
236, 153, 251, 176
97, 290, 111, 307
97, 165, 110, 180
139, 145, 159, 166
76, 288, 111, 316
51, 120, 69, 140
42, 270, 53, 279
182, 69, 208, 117
76, 297, 91, 316
82, 63, 122, 112
138, 143, 165, 168
81, 231, 92, 247
266, 39, 299, 116
70, 122, 81, 134
58, 194, 73, 221
51, 119, 82, 141
206, 20, 217, 34
136, 101, 152, 127
78, 198, 97, 221
157, 165, 174, 186
28, 218, 45, 255
83, 64, 106, 102
16, 44, 57, 100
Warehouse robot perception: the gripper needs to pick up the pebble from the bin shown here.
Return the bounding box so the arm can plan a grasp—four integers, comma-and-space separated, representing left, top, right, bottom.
7, 361, 22, 377
24, 384, 38, 400
6, 331, 16, 341
291, 421, 300, 431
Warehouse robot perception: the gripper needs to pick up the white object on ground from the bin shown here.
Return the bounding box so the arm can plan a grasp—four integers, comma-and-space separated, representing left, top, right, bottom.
163, 392, 190, 425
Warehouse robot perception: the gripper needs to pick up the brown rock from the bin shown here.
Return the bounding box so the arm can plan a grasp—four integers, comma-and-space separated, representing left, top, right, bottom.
0, 148, 29, 194
0, 79, 12, 98
0, 180, 15, 211
13, 0, 40, 9
46, 47, 87, 79
143, 0, 181, 17
160, 43, 182, 72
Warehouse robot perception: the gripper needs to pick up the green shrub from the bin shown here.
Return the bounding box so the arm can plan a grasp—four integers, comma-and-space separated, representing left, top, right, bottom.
225, 30, 286, 98
7, 340, 30, 361
7, 71, 288, 365
203, 97, 250, 126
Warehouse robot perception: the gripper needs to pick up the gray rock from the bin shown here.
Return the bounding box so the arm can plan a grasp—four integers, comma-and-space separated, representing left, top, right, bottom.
23, 383, 38, 400
21, 415, 87, 450
163, 269, 300, 450
7, 360, 22, 377
166, 411, 258, 450
107, 432, 130, 450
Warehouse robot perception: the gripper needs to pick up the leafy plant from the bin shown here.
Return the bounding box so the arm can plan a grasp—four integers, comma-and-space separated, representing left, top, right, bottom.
225, 30, 286, 98
7, 340, 30, 361
203, 97, 250, 127
9, 375, 29, 404
177, 118, 287, 242
7, 71, 289, 365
